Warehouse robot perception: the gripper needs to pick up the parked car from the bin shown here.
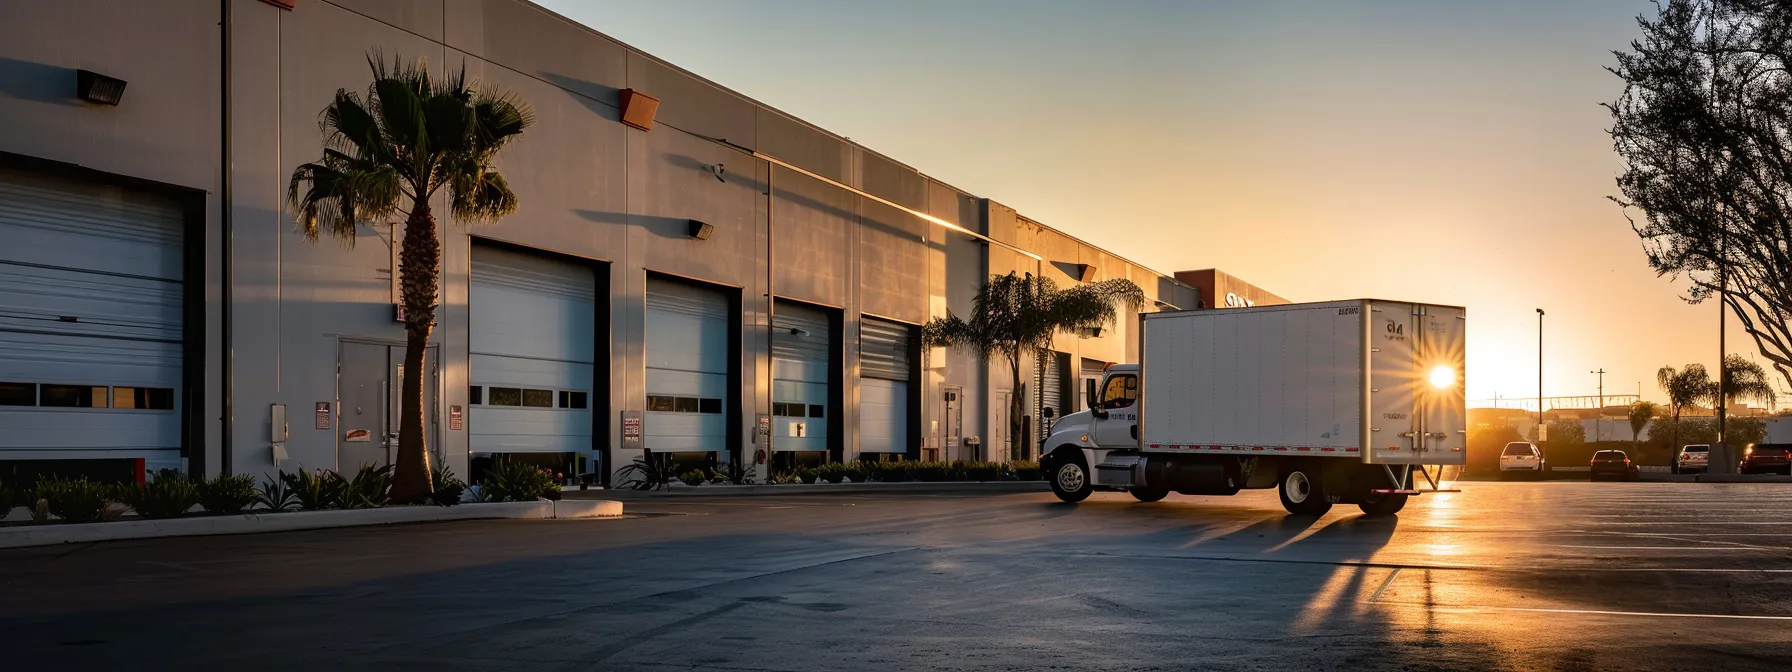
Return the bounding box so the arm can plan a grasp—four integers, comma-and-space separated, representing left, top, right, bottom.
1742, 444, 1792, 475
1500, 442, 1546, 477
1677, 444, 1710, 474
1590, 449, 1639, 481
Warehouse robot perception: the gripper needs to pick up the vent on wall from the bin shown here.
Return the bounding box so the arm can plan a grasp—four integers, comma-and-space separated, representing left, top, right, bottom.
619, 89, 660, 131
75, 70, 126, 106
687, 219, 714, 240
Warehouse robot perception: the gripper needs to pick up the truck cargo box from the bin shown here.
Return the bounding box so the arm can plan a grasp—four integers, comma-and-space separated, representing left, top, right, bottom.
1137, 300, 1465, 465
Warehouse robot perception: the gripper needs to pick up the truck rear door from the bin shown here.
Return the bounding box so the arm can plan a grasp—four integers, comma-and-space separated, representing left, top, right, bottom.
1366, 301, 1466, 465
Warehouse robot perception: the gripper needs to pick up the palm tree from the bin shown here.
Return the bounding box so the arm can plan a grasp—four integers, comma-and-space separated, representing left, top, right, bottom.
1716, 354, 1778, 411
1627, 400, 1658, 445
289, 54, 532, 502
923, 272, 1144, 460
1657, 364, 1713, 458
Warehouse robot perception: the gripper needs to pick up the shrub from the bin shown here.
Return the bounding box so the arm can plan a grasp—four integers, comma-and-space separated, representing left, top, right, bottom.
959, 460, 1004, 482
283, 470, 342, 511
340, 464, 394, 509
0, 478, 16, 518
679, 470, 706, 487
431, 465, 467, 507
615, 455, 676, 491
794, 467, 818, 485
198, 473, 261, 515
1008, 460, 1042, 481
118, 470, 201, 519
814, 463, 850, 484
481, 461, 560, 502
34, 475, 121, 523
258, 472, 299, 512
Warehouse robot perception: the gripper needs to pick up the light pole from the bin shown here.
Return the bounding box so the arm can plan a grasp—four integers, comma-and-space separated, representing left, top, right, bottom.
1537, 309, 1545, 440
1592, 368, 1605, 441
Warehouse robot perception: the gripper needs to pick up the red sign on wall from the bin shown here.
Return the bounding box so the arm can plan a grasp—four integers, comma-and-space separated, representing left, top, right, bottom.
449, 405, 464, 431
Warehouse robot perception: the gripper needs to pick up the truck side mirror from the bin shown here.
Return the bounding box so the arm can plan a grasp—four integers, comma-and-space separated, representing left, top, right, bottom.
1043, 407, 1055, 421
1084, 378, 1099, 410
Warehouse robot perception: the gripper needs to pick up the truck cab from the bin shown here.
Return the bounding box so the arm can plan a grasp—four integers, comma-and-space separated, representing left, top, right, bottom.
1041, 365, 1139, 492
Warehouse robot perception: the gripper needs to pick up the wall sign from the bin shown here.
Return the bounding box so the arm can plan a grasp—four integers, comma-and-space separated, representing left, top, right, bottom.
449, 405, 463, 431
344, 428, 372, 442
621, 410, 643, 451
315, 402, 331, 430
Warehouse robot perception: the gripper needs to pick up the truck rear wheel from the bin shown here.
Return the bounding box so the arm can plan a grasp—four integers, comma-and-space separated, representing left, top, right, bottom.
1357, 492, 1408, 517
1278, 467, 1331, 516
1129, 487, 1167, 502
1050, 456, 1092, 503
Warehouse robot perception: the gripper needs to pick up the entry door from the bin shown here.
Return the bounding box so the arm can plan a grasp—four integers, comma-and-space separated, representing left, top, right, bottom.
992, 390, 1010, 462
941, 386, 962, 461
338, 342, 438, 470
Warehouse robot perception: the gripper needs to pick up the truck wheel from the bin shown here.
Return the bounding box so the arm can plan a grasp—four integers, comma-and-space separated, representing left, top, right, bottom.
1278, 467, 1331, 516
1050, 455, 1092, 503
1129, 487, 1167, 503
1358, 492, 1407, 516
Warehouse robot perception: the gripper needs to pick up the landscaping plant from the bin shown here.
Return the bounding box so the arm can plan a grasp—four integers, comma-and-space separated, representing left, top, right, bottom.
283, 470, 343, 511
288, 53, 533, 503
814, 463, 850, 484
118, 469, 201, 519
198, 473, 261, 515
431, 465, 467, 507
480, 461, 560, 502
0, 477, 16, 518
340, 464, 394, 509
679, 470, 707, 487
615, 454, 677, 491
795, 468, 819, 485
34, 475, 120, 523
257, 472, 300, 512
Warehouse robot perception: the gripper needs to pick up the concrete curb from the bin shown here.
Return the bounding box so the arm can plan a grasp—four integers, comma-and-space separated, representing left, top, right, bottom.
1641, 473, 1792, 483
568, 481, 1050, 499
0, 499, 622, 549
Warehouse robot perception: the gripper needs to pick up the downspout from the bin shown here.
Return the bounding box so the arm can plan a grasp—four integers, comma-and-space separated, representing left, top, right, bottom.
219, 0, 234, 476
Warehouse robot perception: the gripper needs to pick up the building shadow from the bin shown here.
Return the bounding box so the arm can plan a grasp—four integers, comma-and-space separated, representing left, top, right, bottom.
0, 57, 79, 105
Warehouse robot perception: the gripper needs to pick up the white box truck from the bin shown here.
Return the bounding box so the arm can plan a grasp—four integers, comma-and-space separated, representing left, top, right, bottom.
1039, 299, 1466, 516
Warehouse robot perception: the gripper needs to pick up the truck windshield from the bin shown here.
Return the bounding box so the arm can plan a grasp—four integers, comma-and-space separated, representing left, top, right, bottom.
1502, 443, 1534, 457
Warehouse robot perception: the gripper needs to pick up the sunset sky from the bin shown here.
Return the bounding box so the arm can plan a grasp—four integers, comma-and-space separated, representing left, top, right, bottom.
542, 0, 1777, 407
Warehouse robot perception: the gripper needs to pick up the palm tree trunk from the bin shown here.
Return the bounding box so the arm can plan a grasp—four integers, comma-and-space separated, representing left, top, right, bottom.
1009, 354, 1023, 462
392, 198, 440, 504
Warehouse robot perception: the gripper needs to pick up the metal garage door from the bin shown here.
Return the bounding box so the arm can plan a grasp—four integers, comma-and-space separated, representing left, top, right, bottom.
1039, 350, 1068, 441
0, 167, 184, 471
859, 318, 911, 454
771, 301, 829, 452
468, 246, 595, 457
645, 278, 729, 453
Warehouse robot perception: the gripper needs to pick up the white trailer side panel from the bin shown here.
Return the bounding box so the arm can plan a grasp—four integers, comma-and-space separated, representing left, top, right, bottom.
1140, 301, 1365, 456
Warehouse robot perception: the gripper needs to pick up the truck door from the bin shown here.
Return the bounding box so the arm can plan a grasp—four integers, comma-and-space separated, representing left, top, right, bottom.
1093, 372, 1139, 448
1417, 305, 1467, 461
1367, 302, 1419, 463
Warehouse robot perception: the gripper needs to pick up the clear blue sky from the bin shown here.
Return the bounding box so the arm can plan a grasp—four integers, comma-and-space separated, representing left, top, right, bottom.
540, 0, 1767, 406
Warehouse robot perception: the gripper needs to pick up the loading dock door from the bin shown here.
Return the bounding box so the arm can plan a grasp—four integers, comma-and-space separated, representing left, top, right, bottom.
644, 277, 730, 453
468, 246, 596, 457
0, 167, 185, 471
859, 318, 912, 454
771, 300, 830, 452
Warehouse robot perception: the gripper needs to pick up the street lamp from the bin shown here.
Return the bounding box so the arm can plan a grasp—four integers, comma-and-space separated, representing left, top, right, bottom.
1537, 309, 1545, 439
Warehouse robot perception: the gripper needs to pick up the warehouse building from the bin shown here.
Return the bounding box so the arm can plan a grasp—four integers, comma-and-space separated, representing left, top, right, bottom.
0, 0, 1274, 485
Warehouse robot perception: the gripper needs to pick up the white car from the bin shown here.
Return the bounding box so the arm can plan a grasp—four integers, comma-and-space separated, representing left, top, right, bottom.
1677, 444, 1710, 474
1500, 442, 1546, 477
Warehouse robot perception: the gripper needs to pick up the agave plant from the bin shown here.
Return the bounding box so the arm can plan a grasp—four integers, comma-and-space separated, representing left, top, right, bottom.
257, 472, 299, 512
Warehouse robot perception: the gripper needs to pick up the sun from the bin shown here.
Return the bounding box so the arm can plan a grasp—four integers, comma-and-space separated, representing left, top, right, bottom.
1429, 365, 1457, 390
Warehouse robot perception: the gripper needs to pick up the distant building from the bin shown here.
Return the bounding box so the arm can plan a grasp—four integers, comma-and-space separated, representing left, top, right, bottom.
1174, 269, 1289, 310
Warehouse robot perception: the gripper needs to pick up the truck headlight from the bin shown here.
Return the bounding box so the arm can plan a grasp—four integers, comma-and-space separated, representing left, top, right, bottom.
1428, 365, 1456, 390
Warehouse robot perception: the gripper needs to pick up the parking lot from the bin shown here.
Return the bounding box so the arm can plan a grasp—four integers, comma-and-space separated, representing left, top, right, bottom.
4, 481, 1791, 671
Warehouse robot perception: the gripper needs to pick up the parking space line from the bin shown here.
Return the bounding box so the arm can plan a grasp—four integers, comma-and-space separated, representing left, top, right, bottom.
1367, 567, 1402, 603
1378, 603, 1792, 621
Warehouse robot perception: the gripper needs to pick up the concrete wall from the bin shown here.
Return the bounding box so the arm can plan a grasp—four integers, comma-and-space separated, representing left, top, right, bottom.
0, 0, 1198, 480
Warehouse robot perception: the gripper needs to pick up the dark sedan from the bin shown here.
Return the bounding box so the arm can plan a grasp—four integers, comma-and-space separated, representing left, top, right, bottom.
1743, 444, 1792, 475
1590, 450, 1639, 481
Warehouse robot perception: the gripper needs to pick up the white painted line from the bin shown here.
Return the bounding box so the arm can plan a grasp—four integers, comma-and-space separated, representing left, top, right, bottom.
1546, 545, 1773, 551
1379, 603, 1792, 622
1367, 568, 1402, 603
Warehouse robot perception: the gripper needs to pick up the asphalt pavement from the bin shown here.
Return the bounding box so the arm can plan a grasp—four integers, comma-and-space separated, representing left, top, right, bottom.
4, 481, 1791, 671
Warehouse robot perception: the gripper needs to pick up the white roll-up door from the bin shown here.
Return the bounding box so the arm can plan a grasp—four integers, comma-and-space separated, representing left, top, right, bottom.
468, 245, 596, 456
0, 167, 185, 471
645, 278, 730, 452
858, 318, 911, 454
771, 300, 830, 452
1039, 351, 1067, 439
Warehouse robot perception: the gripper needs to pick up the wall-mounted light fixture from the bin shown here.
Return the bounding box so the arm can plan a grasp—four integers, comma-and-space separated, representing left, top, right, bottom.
1078, 326, 1104, 339
619, 88, 660, 131
687, 219, 714, 240
1074, 264, 1096, 282
76, 70, 126, 106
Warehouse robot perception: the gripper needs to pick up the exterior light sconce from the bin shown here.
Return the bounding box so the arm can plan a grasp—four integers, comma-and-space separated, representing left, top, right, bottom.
1075, 264, 1096, 282
619, 88, 660, 131
76, 70, 126, 106
687, 219, 714, 240
1079, 326, 1104, 339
